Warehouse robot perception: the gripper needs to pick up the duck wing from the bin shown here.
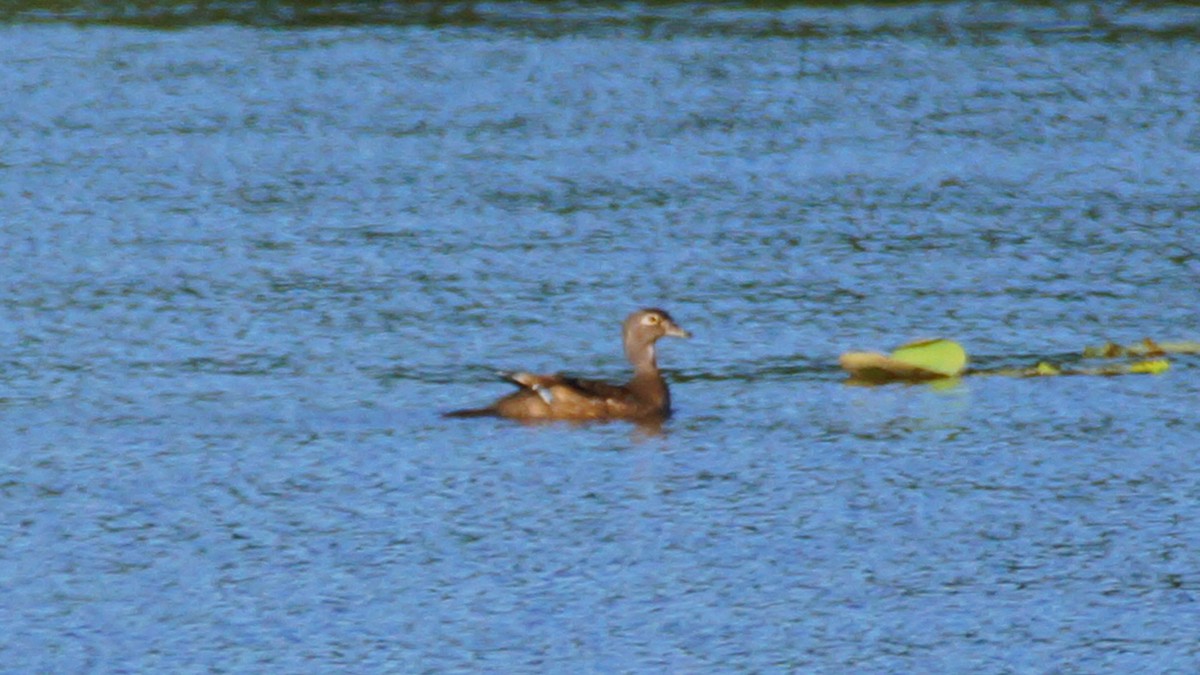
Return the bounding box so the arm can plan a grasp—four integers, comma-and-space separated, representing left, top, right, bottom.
496, 367, 638, 403
499, 371, 560, 390
555, 375, 633, 402
501, 371, 629, 404
467, 371, 661, 421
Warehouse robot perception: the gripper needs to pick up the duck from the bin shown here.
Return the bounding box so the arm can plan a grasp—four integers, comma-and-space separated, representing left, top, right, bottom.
444, 308, 690, 422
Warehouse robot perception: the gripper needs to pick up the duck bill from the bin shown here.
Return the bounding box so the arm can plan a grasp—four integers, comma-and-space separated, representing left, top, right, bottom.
665, 323, 690, 339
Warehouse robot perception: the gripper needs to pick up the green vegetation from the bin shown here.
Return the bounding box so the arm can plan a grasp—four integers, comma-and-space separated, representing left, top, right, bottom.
842, 338, 1177, 384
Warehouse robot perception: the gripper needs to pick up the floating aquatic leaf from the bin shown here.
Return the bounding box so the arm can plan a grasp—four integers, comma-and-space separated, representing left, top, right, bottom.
849, 336, 1176, 384
843, 336, 1176, 386
1152, 342, 1200, 354
1082, 341, 1125, 358
1083, 338, 1200, 358
839, 338, 966, 383
1015, 358, 1169, 377
1033, 362, 1060, 376
1127, 359, 1170, 374
889, 338, 968, 377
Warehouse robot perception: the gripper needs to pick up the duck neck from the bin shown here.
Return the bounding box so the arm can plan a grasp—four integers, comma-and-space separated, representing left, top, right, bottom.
626, 339, 659, 377
626, 340, 669, 411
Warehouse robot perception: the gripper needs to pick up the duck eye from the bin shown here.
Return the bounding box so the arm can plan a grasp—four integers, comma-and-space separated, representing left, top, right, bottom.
644, 314, 660, 325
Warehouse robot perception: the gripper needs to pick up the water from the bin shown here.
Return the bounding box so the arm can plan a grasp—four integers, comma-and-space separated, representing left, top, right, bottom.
3, 2, 1200, 671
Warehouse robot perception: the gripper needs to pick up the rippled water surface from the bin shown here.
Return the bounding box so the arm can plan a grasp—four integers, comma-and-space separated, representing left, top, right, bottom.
3, 2, 1200, 671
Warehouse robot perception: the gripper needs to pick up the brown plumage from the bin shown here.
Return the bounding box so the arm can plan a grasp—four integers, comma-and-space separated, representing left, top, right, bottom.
444, 308, 690, 422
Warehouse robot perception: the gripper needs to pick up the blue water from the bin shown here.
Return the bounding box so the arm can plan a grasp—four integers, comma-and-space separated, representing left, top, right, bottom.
3, 3, 1200, 671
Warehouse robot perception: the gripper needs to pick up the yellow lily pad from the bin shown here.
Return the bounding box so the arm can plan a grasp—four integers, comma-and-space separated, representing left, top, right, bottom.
890, 338, 968, 377
1129, 358, 1171, 374
840, 338, 967, 383
1033, 361, 1060, 376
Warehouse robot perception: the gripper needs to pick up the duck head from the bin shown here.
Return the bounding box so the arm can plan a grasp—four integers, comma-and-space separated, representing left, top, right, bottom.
623, 308, 689, 369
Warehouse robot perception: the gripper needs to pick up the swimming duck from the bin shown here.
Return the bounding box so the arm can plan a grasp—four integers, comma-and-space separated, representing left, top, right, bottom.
444, 308, 690, 422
